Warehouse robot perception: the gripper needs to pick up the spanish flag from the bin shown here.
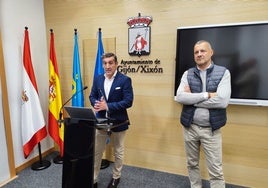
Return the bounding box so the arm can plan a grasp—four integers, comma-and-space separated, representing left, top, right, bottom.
48, 29, 64, 156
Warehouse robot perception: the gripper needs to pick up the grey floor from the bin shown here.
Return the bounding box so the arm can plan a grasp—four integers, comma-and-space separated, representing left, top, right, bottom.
2, 152, 248, 188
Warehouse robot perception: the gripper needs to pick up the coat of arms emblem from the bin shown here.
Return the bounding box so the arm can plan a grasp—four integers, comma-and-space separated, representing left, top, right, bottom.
127, 13, 152, 56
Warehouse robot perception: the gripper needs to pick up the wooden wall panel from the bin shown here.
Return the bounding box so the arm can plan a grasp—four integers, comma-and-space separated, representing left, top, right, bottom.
44, 1, 268, 187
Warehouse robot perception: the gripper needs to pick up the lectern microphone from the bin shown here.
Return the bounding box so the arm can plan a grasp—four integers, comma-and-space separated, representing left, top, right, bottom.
58, 86, 88, 125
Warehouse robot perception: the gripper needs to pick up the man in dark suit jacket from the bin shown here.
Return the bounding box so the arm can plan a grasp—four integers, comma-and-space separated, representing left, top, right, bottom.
89, 52, 134, 188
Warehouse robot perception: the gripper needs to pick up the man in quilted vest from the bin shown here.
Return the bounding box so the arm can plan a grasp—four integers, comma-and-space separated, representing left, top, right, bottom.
176, 40, 231, 188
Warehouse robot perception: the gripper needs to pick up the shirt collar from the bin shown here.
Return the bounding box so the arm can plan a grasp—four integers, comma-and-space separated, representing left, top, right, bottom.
197, 62, 213, 71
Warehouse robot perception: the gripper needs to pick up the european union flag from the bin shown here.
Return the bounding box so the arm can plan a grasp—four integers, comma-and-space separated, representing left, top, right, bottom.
72, 29, 84, 107
94, 28, 105, 78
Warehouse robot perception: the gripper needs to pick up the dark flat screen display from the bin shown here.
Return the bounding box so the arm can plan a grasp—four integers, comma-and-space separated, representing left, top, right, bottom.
174, 22, 268, 106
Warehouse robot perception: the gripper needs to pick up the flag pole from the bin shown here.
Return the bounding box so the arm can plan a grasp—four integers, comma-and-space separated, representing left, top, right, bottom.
53, 153, 63, 164
22, 27, 51, 171
48, 29, 64, 164
31, 143, 51, 170
95, 27, 109, 169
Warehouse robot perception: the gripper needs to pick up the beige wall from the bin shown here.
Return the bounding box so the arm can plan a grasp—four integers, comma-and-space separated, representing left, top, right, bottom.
44, 1, 268, 187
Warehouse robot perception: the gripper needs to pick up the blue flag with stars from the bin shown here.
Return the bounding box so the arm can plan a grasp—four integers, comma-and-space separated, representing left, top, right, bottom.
94, 28, 105, 78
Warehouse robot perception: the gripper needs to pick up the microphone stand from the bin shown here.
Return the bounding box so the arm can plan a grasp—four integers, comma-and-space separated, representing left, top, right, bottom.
98, 89, 110, 169
58, 86, 88, 126
53, 86, 88, 164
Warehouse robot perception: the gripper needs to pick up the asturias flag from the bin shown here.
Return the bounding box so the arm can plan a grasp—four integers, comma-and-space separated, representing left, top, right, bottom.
48, 29, 64, 156
72, 29, 84, 107
21, 27, 47, 158
94, 28, 105, 78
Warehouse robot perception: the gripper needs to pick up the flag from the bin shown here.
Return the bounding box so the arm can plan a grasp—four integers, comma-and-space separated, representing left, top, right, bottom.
21, 27, 47, 158
48, 29, 64, 156
94, 28, 105, 78
72, 29, 84, 107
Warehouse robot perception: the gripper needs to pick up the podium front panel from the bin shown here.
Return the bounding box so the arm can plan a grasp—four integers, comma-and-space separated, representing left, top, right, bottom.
62, 118, 96, 188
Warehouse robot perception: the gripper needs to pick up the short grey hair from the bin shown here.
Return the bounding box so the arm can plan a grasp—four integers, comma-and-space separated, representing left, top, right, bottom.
195, 40, 212, 49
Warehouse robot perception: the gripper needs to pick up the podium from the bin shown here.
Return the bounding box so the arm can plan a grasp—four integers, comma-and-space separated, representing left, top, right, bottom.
61, 105, 128, 188
62, 118, 96, 188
